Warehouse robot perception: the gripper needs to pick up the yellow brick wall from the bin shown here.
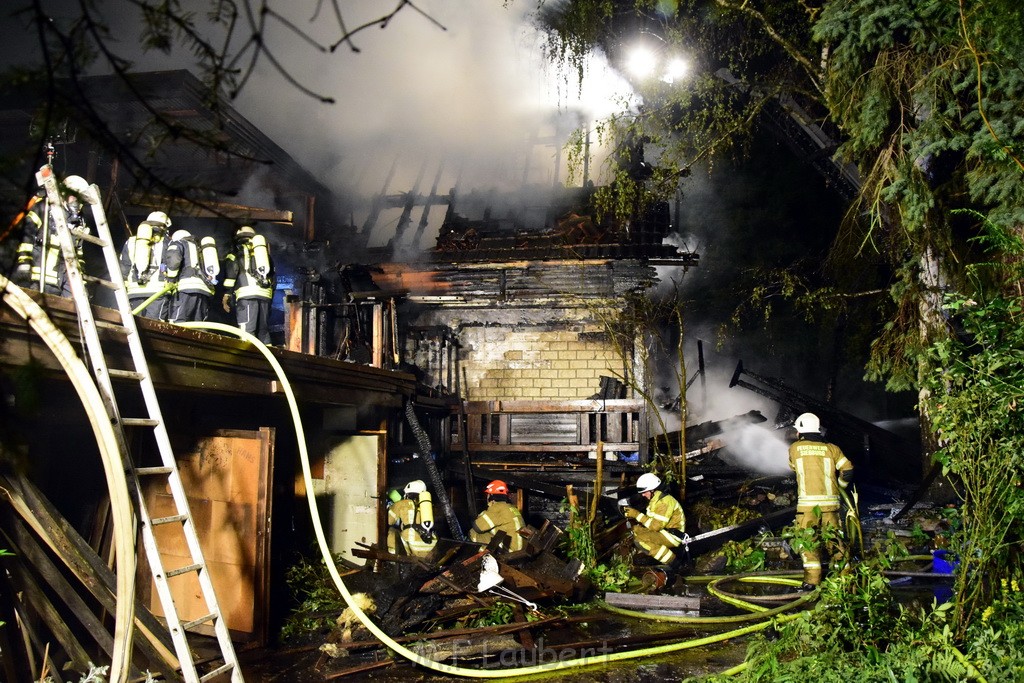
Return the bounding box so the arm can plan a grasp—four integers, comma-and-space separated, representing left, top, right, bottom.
460, 325, 627, 401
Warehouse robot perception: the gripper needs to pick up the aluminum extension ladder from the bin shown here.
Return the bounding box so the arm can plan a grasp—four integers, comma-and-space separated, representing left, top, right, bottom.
36, 164, 243, 683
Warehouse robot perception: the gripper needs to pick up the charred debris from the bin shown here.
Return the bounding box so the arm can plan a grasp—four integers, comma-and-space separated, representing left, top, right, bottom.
0, 70, 940, 680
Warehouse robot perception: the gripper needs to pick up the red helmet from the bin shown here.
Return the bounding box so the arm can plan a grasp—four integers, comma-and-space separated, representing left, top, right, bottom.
484, 480, 508, 496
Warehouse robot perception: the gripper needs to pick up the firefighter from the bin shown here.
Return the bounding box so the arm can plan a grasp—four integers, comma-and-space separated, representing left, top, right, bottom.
386, 480, 437, 558
14, 188, 90, 296
170, 229, 219, 323
788, 412, 855, 589
622, 472, 686, 568
119, 211, 182, 320
470, 480, 525, 552
222, 225, 274, 344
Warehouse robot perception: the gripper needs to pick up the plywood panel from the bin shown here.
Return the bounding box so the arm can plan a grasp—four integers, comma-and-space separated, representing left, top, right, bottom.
141, 427, 274, 645
320, 434, 382, 566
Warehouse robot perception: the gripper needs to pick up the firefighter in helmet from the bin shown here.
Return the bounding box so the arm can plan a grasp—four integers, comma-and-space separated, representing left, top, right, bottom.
788, 412, 854, 589
622, 472, 686, 567
469, 480, 525, 552
386, 480, 437, 558
170, 229, 219, 323
14, 182, 90, 297
119, 211, 182, 320
222, 225, 274, 344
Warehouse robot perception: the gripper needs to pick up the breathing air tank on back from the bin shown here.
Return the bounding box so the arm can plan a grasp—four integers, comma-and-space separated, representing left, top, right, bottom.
251, 233, 270, 287
200, 236, 220, 285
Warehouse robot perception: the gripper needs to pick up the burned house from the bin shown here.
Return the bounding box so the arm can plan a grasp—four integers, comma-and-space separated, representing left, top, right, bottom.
0, 66, 713, 679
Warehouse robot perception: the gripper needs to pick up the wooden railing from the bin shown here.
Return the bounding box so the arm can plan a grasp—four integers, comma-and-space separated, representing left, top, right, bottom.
452, 399, 647, 463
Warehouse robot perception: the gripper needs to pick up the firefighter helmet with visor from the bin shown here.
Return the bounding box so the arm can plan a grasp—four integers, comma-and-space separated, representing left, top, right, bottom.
794, 412, 821, 434
484, 480, 508, 496
636, 472, 661, 493
404, 480, 427, 496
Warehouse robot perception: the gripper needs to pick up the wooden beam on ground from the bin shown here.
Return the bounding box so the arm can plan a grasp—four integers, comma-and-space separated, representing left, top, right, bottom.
603, 591, 701, 614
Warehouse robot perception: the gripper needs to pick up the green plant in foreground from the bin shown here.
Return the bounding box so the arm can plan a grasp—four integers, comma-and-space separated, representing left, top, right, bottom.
279, 553, 347, 642
721, 538, 766, 574
587, 554, 634, 592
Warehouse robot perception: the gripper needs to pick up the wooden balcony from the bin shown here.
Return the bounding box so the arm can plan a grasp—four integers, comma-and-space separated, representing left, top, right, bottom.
453, 399, 648, 467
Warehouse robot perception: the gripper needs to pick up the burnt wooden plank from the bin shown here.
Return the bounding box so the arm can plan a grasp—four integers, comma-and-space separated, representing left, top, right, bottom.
603, 591, 701, 612
462, 399, 644, 414
466, 443, 638, 452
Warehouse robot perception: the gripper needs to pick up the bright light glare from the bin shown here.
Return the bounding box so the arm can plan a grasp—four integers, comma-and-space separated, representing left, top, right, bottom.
626, 46, 658, 79
662, 57, 688, 84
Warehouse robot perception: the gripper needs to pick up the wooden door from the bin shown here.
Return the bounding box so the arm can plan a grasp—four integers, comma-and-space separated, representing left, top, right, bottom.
141, 427, 274, 645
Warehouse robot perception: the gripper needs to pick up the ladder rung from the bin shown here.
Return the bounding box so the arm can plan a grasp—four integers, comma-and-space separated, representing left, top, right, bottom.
134, 466, 173, 476
73, 232, 108, 248
108, 368, 145, 381
151, 514, 188, 526
165, 563, 203, 578
181, 612, 217, 630
121, 417, 160, 428
83, 274, 119, 290
199, 663, 235, 682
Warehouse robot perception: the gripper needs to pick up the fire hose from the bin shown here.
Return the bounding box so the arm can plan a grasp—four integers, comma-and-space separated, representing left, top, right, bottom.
177, 321, 814, 678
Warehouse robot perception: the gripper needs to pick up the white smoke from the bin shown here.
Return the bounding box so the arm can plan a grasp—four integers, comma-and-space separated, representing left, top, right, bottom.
718, 424, 791, 475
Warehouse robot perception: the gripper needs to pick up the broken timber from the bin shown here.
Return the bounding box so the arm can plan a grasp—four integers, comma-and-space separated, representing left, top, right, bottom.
603, 592, 701, 615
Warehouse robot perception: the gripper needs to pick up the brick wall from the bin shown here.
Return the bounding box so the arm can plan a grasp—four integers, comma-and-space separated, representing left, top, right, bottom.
460, 324, 628, 401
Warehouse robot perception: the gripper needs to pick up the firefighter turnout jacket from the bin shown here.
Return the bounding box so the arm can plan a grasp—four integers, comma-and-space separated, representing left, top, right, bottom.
175, 233, 219, 296
387, 493, 437, 558
470, 500, 525, 552
223, 236, 273, 301
788, 435, 854, 513
120, 230, 182, 299
788, 433, 854, 585
15, 198, 88, 295
627, 490, 685, 564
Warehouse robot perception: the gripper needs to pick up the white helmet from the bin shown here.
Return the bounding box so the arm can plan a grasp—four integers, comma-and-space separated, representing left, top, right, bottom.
794, 412, 821, 434
63, 175, 97, 205
636, 472, 661, 493
145, 211, 172, 229
171, 229, 191, 242
404, 480, 427, 495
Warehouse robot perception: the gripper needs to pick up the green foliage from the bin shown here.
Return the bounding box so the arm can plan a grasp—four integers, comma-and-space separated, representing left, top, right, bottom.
467, 601, 515, 628
720, 538, 766, 574
967, 577, 1024, 680
587, 555, 636, 592
560, 497, 597, 570
279, 554, 347, 642
693, 567, 973, 683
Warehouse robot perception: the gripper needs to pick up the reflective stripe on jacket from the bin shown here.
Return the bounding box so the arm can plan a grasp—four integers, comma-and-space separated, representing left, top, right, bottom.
470, 501, 525, 551
223, 242, 273, 300
176, 237, 215, 295
634, 490, 685, 548
788, 436, 854, 512
388, 498, 437, 557
120, 236, 182, 297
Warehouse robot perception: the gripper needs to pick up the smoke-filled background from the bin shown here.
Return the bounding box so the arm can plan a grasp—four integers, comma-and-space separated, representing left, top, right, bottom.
0, 0, 635, 249
0, 1, 917, 475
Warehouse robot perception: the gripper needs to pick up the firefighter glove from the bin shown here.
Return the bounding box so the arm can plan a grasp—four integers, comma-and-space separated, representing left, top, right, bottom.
221, 293, 231, 312
623, 507, 640, 519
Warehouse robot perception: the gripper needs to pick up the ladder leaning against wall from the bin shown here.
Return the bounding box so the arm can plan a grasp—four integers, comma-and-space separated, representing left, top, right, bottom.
36, 164, 243, 683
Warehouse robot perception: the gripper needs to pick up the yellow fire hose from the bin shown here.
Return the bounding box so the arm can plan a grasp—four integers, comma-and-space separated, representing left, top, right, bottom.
177, 322, 814, 678
130, 283, 176, 316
